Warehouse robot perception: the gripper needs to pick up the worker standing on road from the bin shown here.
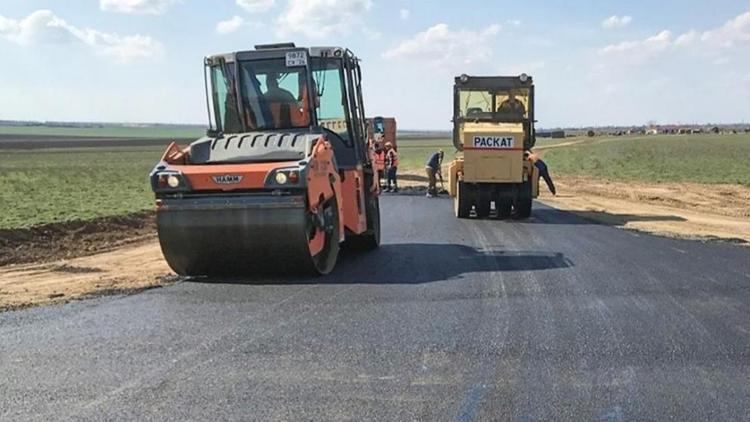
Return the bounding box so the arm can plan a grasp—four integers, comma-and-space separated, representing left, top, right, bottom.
369, 136, 386, 190
526, 151, 556, 195
385, 142, 399, 193
373, 141, 386, 189
425, 150, 444, 197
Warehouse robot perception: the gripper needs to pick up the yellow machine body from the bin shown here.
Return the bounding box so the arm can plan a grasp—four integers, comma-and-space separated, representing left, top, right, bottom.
449, 74, 540, 219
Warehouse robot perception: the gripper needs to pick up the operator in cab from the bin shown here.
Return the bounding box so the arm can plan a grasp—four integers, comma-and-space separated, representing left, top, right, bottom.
498, 92, 526, 116
262, 72, 298, 128
264, 72, 296, 103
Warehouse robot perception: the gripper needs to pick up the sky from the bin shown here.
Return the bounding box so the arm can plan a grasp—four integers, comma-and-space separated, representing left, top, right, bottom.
1, 0, 749, 130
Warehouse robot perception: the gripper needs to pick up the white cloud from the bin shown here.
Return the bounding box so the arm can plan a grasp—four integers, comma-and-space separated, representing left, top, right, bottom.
600, 11, 750, 56
0, 10, 162, 62
237, 0, 275, 13
699, 11, 750, 48
674, 30, 699, 47
99, 0, 178, 15
277, 0, 372, 38
400, 9, 410, 20
602, 15, 632, 29
383, 23, 502, 66
216, 16, 245, 34
600, 29, 671, 54
506, 19, 522, 28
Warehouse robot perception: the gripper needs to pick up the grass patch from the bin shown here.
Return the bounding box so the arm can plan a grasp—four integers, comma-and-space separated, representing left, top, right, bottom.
542, 134, 750, 185
0, 125, 203, 139
396, 138, 454, 172
0, 146, 162, 229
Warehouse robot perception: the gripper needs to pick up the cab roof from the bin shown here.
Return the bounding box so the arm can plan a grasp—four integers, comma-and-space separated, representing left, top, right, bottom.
205, 44, 358, 65
454, 75, 534, 90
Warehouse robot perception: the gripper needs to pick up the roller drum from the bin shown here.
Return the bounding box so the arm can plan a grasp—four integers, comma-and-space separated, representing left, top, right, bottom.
156, 195, 317, 276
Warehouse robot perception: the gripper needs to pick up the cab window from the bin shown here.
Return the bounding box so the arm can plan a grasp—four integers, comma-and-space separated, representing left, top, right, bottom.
495, 91, 529, 118
313, 60, 350, 145
459, 90, 493, 118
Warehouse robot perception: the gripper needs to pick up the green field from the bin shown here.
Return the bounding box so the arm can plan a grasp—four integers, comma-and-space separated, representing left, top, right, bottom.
0, 146, 163, 229
2, 133, 748, 230
541, 134, 750, 186
0, 125, 203, 139
396, 138, 454, 172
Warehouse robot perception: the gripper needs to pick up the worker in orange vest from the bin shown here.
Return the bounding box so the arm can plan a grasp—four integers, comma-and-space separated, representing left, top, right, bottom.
372, 136, 386, 189
385, 142, 399, 192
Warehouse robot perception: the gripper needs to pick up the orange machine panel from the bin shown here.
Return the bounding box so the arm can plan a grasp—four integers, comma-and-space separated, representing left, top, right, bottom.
306, 140, 345, 254
170, 162, 286, 191
340, 168, 367, 235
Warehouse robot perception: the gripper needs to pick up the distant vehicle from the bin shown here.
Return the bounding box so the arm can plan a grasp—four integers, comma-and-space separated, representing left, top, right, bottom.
366, 117, 397, 150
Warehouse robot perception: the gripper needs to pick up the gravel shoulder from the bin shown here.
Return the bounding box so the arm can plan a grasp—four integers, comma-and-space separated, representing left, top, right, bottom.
543, 176, 750, 244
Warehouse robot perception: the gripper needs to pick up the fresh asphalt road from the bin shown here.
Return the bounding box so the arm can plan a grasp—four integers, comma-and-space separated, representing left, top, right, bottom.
3, 196, 750, 421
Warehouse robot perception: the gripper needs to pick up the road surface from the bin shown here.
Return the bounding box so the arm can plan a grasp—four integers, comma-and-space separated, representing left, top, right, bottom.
2, 196, 750, 421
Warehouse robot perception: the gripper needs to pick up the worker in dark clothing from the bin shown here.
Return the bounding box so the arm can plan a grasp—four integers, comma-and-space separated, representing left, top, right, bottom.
425, 150, 444, 197
526, 151, 556, 195
385, 142, 399, 192
264, 72, 296, 103
498, 92, 526, 116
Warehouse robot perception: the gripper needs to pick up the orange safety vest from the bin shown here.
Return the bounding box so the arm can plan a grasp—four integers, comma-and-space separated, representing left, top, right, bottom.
374, 150, 386, 171
386, 149, 398, 168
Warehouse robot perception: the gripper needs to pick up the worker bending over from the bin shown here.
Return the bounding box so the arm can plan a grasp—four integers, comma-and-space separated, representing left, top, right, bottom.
425, 150, 444, 197
526, 151, 556, 195
385, 142, 399, 192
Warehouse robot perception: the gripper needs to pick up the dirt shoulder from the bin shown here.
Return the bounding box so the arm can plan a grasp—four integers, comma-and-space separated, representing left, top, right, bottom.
541, 176, 750, 244
0, 213, 174, 311
0, 212, 157, 266
0, 241, 173, 311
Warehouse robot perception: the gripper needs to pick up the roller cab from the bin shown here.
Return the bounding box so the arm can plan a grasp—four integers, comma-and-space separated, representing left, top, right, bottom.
449, 75, 540, 219
150, 45, 380, 276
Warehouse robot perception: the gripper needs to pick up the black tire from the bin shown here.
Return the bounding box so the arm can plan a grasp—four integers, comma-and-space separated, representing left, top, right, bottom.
514, 198, 533, 219
513, 181, 534, 220
454, 182, 471, 218
497, 199, 513, 219
346, 192, 380, 250
476, 186, 491, 218
309, 196, 340, 275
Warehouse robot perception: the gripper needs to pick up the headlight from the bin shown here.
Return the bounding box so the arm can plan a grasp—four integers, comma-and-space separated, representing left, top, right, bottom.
519, 73, 529, 83
275, 172, 288, 185
267, 168, 303, 187
152, 171, 190, 193
167, 175, 180, 188
459, 74, 469, 83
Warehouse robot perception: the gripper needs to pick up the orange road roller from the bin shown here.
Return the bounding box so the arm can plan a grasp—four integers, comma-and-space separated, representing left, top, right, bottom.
150, 44, 380, 276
